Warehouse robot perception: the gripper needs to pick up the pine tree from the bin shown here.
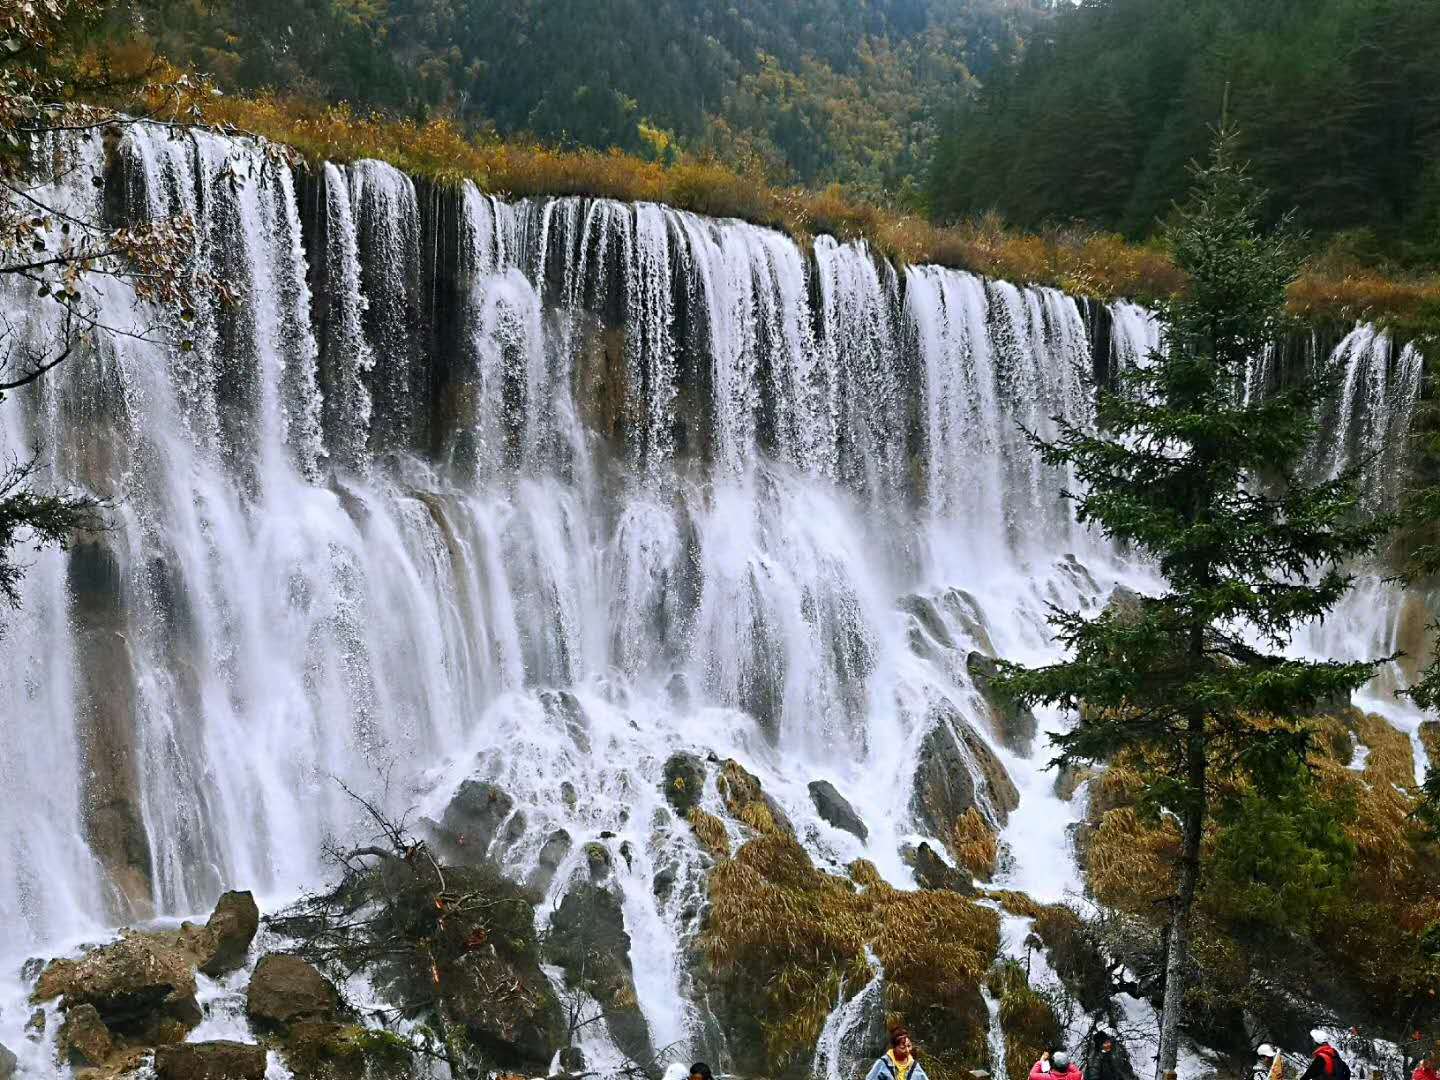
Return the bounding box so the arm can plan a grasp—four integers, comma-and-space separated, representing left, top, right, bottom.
995, 129, 1389, 1079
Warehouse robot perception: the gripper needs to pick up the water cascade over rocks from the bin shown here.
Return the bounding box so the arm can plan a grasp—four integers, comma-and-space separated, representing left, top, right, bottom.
0, 126, 1429, 1078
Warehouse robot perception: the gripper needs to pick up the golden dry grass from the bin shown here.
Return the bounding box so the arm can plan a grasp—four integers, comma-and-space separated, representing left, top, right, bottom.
949, 807, 999, 881
686, 807, 731, 861
703, 829, 1000, 1080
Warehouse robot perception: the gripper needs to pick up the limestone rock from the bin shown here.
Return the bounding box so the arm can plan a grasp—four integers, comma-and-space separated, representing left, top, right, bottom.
154, 1041, 266, 1080
59, 1003, 114, 1067
661, 752, 706, 816
0, 1041, 15, 1080
281, 1022, 413, 1080
556, 1045, 587, 1076
437, 779, 517, 860
911, 702, 1020, 849
527, 828, 573, 895
901, 841, 975, 894
196, 891, 260, 977
546, 882, 653, 1067
967, 652, 1038, 756
33, 930, 201, 1040
717, 759, 795, 838
246, 954, 338, 1031
1054, 762, 1096, 802
807, 780, 868, 841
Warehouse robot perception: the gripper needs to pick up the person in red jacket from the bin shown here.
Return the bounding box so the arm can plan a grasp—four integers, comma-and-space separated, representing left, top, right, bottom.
1299, 1032, 1350, 1080
1030, 1050, 1084, 1080
1413, 1054, 1439, 1080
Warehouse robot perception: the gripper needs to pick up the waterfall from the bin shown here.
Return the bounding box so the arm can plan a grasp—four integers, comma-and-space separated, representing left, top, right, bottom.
0, 123, 1429, 1074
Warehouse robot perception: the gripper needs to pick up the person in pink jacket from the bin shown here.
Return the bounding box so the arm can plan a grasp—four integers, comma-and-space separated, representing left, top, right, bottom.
1031, 1050, 1084, 1080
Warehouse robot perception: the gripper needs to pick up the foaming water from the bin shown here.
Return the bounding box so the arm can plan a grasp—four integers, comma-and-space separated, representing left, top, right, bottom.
0, 124, 1428, 1076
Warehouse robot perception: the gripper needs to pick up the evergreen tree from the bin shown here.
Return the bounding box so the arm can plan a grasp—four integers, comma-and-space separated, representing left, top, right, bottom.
994, 129, 1389, 1079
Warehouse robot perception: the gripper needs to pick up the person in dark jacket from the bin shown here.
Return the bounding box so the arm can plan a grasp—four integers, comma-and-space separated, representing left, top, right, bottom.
1091, 1032, 1123, 1080
866, 1026, 929, 1080
1298, 1032, 1350, 1080
689, 1065, 714, 1080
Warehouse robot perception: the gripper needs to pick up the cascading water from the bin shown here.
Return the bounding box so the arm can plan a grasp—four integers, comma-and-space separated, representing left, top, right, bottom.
0, 124, 1429, 1078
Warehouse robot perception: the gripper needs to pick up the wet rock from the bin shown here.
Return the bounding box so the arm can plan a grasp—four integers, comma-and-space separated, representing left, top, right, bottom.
717, 759, 795, 838
662, 752, 706, 816
0, 1041, 15, 1080
560, 782, 578, 809
154, 1041, 266, 1080
1104, 585, 1143, 624
807, 780, 868, 842
547, 882, 654, 1068
652, 862, 678, 900
619, 840, 635, 871
901, 841, 975, 895
541, 689, 590, 753
899, 589, 997, 661
911, 702, 1020, 848
437, 779, 517, 860
246, 954, 338, 1031
281, 1021, 413, 1080
583, 841, 613, 881
59, 1003, 113, 1066
967, 652, 1038, 756
1054, 762, 1096, 802
193, 890, 260, 977
557, 1044, 587, 1076
33, 930, 201, 1040
527, 828, 573, 895
666, 671, 690, 709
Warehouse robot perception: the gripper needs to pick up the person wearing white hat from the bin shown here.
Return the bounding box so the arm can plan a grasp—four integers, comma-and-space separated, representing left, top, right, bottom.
1257, 1044, 1287, 1080
1031, 1050, 1084, 1080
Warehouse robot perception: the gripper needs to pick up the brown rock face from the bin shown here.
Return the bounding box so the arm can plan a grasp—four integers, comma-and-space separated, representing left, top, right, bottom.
911, 701, 1020, 847
58, 1003, 114, 1066
67, 539, 154, 920
197, 891, 261, 976
246, 955, 339, 1031
154, 1041, 266, 1080
34, 930, 201, 1043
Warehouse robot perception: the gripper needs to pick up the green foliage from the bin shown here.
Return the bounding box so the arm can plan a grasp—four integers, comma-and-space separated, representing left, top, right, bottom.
0, 458, 101, 615
133, 0, 1046, 190
928, 0, 1440, 266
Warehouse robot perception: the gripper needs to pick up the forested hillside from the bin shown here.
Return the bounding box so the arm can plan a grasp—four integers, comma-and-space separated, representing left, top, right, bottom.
127, 0, 1050, 193
927, 0, 1440, 264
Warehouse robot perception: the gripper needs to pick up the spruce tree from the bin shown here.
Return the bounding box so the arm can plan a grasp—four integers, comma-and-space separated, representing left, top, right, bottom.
995, 129, 1389, 1080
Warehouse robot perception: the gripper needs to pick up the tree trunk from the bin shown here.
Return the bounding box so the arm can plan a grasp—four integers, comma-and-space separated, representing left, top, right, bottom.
1154, 716, 1207, 1080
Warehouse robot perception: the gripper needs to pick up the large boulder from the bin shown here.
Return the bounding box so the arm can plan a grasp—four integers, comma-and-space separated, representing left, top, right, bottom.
154, 1041, 266, 1080
526, 828, 573, 895
0, 1041, 16, 1080
662, 752, 707, 816
900, 841, 974, 895
58, 1003, 114, 1067
546, 882, 653, 1067
281, 1021, 413, 1080
807, 780, 868, 842
189, 890, 260, 977
434, 780, 518, 861
967, 652, 1038, 756
33, 930, 201, 1041
911, 702, 1020, 849
246, 954, 339, 1031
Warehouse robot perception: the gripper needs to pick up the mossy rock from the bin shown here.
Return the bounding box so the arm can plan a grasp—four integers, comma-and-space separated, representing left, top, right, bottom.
662, 753, 707, 816
717, 759, 794, 838
281, 1022, 413, 1080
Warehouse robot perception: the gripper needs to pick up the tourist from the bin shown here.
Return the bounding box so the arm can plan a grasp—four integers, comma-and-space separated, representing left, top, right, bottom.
1032, 1050, 1084, 1080
866, 1025, 929, 1080
1257, 1044, 1286, 1080
1091, 1032, 1123, 1080
689, 1065, 714, 1080
1299, 1032, 1351, 1080
1412, 1054, 1439, 1080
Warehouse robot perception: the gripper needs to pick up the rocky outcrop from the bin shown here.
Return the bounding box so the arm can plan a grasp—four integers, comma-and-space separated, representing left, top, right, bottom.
154, 1041, 266, 1080
807, 780, 868, 841
716, 759, 794, 838
527, 828, 573, 894
901, 840, 975, 894
967, 652, 1038, 755
246, 954, 339, 1031
33, 929, 202, 1044
186, 890, 260, 977
911, 702, 1020, 850
59, 1003, 114, 1066
662, 752, 707, 816
0, 1041, 15, 1080
899, 588, 997, 662
432, 779, 520, 862
546, 882, 653, 1068
281, 1022, 414, 1080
